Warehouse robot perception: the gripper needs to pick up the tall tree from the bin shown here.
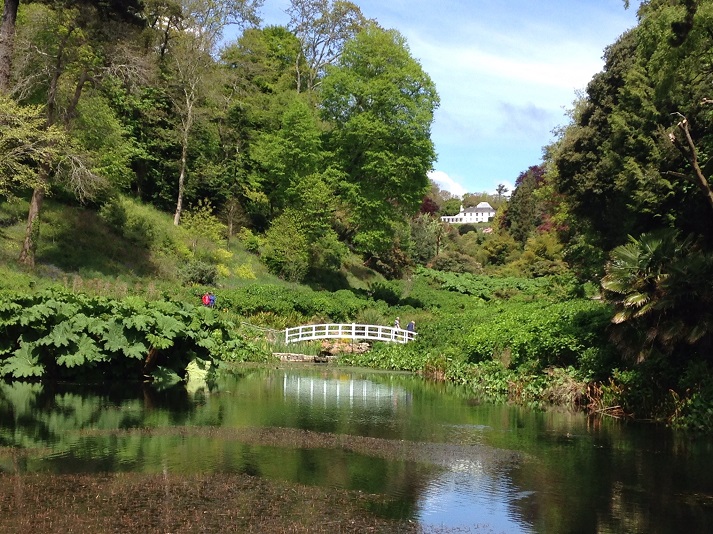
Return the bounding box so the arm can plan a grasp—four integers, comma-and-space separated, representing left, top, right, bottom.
321, 24, 439, 257
219, 25, 305, 228
502, 165, 545, 244
153, 0, 263, 225
0, 94, 66, 198
0, 0, 19, 92
14, 2, 124, 265
287, 0, 367, 92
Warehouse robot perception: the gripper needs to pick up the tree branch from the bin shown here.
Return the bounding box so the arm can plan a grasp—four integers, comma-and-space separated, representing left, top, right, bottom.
668, 114, 713, 217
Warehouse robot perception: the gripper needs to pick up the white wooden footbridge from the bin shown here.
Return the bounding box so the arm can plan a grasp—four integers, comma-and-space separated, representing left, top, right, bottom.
284, 324, 417, 344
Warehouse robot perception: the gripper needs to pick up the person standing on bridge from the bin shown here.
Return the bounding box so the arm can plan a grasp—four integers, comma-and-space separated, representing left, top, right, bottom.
394, 317, 400, 329
406, 320, 415, 333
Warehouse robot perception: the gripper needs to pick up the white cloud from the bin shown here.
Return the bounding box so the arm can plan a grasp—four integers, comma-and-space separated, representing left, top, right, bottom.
428, 170, 467, 198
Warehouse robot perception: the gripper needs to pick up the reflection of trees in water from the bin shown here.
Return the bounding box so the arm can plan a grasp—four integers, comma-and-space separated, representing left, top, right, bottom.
0, 381, 192, 461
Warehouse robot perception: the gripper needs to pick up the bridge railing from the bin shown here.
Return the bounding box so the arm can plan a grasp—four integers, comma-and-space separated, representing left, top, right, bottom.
284, 323, 416, 344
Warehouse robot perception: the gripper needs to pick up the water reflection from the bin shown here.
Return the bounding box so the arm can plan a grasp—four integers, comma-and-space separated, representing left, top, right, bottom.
282, 373, 412, 410
2, 367, 713, 533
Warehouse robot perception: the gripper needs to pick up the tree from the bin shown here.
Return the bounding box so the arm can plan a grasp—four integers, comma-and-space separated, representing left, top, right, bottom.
602, 230, 713, 361
249, 97, 325, 213
502, 165, 545, 244
495, 183, 509, 201
13, 2, 128, 266
0, 0, 19, 92
0, 94, 66, 199
151, 0, 263, 225
261, 208, 310, 282
287, 0, 367, 92
321, 24, 439, 257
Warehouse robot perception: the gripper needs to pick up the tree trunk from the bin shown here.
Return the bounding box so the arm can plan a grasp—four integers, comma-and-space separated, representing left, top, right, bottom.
19, 179, 46, 268
173, 89, 194, 226
0, 0, 19, 93
173, 136, 188, 225
678, 118, 713, 216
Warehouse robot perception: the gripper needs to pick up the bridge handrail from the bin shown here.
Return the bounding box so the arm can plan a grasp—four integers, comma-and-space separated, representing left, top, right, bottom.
284, 323, 416, 344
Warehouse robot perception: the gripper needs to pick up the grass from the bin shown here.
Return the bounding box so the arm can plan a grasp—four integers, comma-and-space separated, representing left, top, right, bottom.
0, 198, 299, 295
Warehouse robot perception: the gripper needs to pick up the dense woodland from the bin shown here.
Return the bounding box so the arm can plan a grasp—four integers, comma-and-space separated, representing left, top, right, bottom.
3, 0, 713, 430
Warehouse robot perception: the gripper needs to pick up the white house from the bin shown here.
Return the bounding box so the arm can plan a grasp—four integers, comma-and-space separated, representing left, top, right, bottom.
440, 202, 496, 224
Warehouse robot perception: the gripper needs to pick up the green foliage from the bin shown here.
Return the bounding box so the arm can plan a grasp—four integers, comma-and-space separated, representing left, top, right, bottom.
339, 342, 429, 373
261, 210, 310, 282
428, 251, 483, 274
0, 95, 67, 200
602, 229, 713, 360
219, 284, 369, 323
503, 231, 568, 278
355, 307, 388, 326
180, 260, 217, 286
181, 199, 226, 243
409, 213, 442, 264
70, 93, 142, 190
368, 280, 402, 306
416, 267, 582, 302
502, 165, 546, 244
321, 24, 439, 256
309, 230, 348, 273
0, 288, 263, 381
479, 232, 520, 266
463, 299, 613, 371
238, 227, 262, 252
99, 196, 189, 257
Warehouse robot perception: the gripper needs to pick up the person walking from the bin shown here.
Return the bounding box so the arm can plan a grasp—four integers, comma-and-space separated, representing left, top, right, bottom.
406, 320, 415, 333
394, 316, 400, 329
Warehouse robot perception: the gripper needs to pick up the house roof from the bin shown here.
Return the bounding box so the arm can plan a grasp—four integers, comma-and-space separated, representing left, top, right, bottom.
463, 202, 494, 213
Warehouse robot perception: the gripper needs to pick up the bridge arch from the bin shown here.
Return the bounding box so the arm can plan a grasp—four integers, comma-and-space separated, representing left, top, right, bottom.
284, 323, 416, 344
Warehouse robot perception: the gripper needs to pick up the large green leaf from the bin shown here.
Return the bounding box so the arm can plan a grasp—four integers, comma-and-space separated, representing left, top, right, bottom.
102, 319, 130, 352
153, 314, 185, 340
2, 343, 45, 378
39, 320, 79, 348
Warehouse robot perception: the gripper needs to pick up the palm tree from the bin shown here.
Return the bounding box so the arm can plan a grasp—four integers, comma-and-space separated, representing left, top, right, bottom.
602, 229, 713, 360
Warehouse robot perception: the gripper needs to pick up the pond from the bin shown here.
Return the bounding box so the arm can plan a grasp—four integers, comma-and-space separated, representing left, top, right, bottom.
1, 365, 713, 533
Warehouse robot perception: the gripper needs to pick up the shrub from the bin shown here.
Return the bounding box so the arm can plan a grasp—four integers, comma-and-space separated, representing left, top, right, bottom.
463, 299, 613, 370
238, 228, 261, 252
429, 251, 483, 274
180, 260, 217, 285
369, 280, 402, 306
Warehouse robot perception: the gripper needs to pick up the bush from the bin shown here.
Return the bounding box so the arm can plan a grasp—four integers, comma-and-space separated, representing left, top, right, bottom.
261, 212, 309, 282
180, 260, 217, 285
429, 251, 483, 274
463, 299, 613, 370
238, 228, 262, 252
369, 280, 402, 306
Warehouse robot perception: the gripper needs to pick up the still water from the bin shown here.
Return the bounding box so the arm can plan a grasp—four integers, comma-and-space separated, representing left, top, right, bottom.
2, 365, 713, 533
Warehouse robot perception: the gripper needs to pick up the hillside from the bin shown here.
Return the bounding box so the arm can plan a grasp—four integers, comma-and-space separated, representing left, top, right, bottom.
0, 197, 385, 300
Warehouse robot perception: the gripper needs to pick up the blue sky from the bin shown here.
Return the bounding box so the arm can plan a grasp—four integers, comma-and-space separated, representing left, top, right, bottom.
247, 0, 638, 197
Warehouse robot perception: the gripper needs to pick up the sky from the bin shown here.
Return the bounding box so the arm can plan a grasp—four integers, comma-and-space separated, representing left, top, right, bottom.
247, 0, 639, 197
